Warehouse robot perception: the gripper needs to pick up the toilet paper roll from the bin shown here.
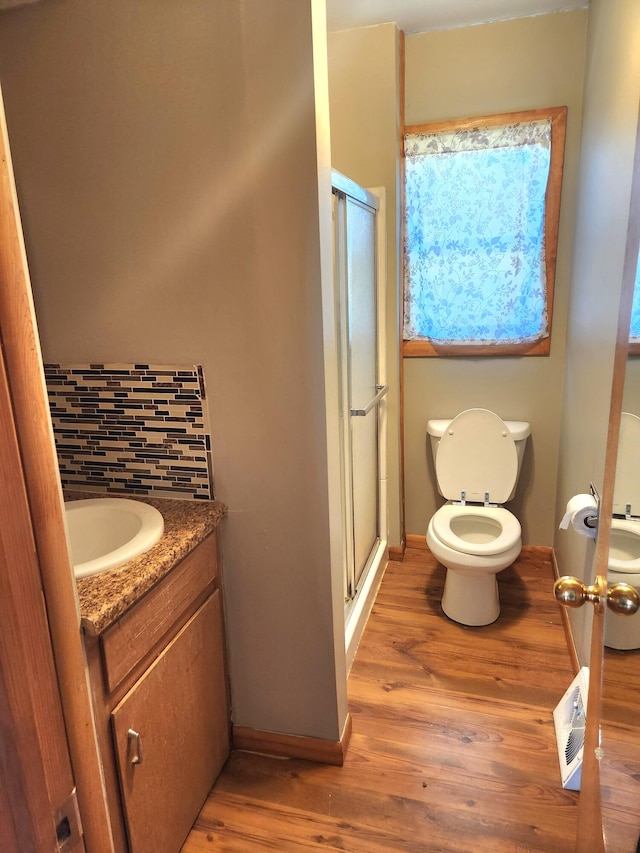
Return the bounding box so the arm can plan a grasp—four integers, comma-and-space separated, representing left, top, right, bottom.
559, 493, 598, 538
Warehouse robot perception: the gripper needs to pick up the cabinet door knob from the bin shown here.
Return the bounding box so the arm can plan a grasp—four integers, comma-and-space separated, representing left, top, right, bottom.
127, 728, 143, 765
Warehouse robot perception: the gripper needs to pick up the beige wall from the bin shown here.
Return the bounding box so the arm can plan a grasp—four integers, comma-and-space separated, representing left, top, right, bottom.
327, 23, 404, 547
554, 0, 640, 662
0, 0, 348, 741
404, 11, 588, 545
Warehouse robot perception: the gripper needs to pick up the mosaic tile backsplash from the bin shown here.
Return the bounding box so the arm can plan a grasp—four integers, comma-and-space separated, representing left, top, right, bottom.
45, 363, 214, 500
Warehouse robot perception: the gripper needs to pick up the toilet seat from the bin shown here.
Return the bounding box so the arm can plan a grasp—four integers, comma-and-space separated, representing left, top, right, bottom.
608, 568, 640, 587
608, 518, 640, 573
431, 504, 521, 557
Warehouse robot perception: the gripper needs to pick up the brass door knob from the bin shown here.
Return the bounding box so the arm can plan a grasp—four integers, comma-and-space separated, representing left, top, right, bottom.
554, 576, 639, 615
554, 576, 603, 608
607, 582, 640, 615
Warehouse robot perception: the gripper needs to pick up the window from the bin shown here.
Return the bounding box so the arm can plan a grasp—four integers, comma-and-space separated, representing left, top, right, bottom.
403, 107, 567, 356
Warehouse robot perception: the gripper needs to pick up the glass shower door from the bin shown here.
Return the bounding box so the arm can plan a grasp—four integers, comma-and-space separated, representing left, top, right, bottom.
333, 183, 385, 602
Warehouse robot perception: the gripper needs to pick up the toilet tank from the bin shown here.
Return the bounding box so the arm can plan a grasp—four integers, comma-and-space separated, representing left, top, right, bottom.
426, 417, 531, 502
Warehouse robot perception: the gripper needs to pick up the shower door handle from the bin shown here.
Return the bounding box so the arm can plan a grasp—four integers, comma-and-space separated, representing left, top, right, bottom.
554, 576, 640, 615
350, 384, 388, 417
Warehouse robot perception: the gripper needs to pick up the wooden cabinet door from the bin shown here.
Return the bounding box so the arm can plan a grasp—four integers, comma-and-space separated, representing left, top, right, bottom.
111, 590, 229, 853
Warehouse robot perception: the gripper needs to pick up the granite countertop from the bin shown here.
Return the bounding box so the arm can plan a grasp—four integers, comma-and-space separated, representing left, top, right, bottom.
67, 492, 227, 637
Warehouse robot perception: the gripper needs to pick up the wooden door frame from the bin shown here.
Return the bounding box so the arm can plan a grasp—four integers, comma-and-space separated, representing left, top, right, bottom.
0, 89, 114, 851
0, 340, 82, 850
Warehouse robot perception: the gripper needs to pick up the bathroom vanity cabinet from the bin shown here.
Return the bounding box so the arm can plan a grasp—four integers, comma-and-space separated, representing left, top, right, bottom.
83, 531, 230, 853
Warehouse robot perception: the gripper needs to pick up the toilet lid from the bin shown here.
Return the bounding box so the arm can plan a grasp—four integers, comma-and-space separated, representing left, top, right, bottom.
436, 408, 518, 504
613, 413, 640, 516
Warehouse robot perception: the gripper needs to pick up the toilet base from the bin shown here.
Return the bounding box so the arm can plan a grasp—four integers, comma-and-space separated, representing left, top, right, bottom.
442, 568, 500, 626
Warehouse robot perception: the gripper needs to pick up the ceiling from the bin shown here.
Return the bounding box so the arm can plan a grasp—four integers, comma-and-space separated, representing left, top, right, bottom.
325, 0, 589, 35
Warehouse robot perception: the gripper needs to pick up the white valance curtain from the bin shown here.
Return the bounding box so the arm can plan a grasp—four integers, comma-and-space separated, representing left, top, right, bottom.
404, 118, 552, 345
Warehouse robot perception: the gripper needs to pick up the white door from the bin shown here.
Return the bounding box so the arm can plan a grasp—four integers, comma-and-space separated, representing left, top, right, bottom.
332, 174, 386, 605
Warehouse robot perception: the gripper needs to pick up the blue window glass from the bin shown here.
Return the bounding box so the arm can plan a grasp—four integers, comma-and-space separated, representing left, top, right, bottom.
404, 118, 553, 348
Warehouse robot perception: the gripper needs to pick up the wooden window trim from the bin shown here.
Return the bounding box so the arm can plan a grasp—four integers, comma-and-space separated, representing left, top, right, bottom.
402, 106, 568, 358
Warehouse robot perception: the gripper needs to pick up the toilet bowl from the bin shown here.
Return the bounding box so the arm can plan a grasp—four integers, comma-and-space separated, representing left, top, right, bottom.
609, 519, 640, 574
604, 556, 640, 651
426, 409, 530, 626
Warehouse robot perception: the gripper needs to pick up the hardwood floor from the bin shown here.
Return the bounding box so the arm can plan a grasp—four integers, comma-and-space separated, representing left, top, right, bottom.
600, 646, 640, 852
182, 548, 580, 852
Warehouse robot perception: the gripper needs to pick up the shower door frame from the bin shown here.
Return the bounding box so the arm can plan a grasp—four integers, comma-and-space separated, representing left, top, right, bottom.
332, 170, 388, 669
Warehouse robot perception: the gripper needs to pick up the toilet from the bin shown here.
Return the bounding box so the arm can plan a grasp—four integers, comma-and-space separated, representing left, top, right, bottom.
426, 408, 531, 626
605, 412, 640, 650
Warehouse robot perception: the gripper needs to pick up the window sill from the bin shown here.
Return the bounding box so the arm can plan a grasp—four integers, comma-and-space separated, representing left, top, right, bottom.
402, 338, 550, 357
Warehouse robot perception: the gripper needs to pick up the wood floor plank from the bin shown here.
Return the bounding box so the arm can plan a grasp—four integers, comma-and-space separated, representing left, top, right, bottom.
602, 646, 640, 726
182, 549, 581, 852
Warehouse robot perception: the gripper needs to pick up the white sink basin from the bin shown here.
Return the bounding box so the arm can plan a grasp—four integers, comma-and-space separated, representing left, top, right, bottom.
64, 498, 164, 579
